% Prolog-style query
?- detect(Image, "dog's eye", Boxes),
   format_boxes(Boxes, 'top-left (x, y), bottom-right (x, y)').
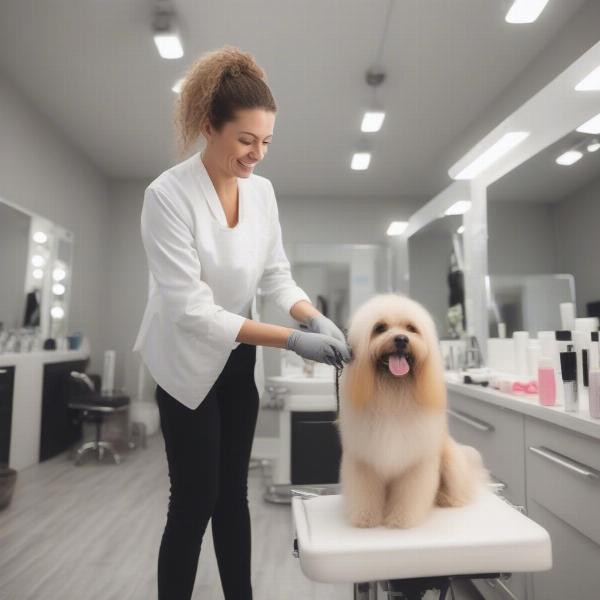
top-left (373, 322), bottom-right (387, 334)
top-left (406, 323), bottom-right (418, 333)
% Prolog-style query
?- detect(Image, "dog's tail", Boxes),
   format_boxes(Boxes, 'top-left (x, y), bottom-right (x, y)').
top-left (435, 436), bottom-right (491, 507)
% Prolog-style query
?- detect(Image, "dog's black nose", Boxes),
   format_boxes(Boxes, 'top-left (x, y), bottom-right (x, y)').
top-left (394, 334), bottom-right (409, 348)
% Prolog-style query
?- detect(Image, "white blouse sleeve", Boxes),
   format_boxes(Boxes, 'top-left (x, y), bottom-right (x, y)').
top-left (140, 185), bottom-right (246, 349)
top-left (257, 180), bottom-right (312, 317)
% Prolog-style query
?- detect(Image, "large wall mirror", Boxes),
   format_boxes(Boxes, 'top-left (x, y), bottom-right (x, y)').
top-left (407, 215), bottom-right (466, 339)
top-left (0, 198), bottom-right (75, 348)
top-left (486, 129), bottom-right (600, 337)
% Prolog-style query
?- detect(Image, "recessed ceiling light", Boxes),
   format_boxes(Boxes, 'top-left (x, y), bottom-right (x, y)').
top-left (505, 0), bottom-right (550, 24)
top-left (576, 113), bottom-right (600, 135)
top-left (575, 65), bottom-right (600, 91)
top-left (386, 221), bottom-right (408, 236)
top-left (555, 150), bottom-right (583, 166)
top-left (452, 132), bottom-right (529, 180)
top-left (361, 111), bottom-right (386, 133)
top-left (587, 140), bottom-right (600, 153)
top-left (351, 152), bottom-right (371, 170)
top-left (457, 225), bottom-right (465, 234)
top-left (445, 201), bottom-right (471, 216)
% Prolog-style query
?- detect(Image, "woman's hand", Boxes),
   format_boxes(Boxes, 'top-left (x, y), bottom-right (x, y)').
top-left (286, 330), bottom-right (351, 367)
top-left (301, 314), bottom-right (346, 344)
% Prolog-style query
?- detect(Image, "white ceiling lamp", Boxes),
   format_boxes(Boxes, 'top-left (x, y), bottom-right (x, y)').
top-left (555, 150), bottom-right (583, 166)
top-left (153, 1), bottom-right (184, 60)
top-left (457, 225), bottom-right (465, 234)
top-left (172, 77), bottom-right (184, 94)
top-left (576, 113), bottom-right (600, 135)
top-left (587, 139), bottom-right (600, 153)
top-left (575, 65), bottom-right (600, 91)
top-left (451, 132), bottom-right (530, 180)
top-left (386, 221), bottom-right (408, 236)
top-left (361, 111), bottom-right (386, 133)
top-left (505, 0), bottom-right (550, 24)
top-left (445, 201), bottom-right (471, 216)
top-left (351, 152), bottom-right (371, 171)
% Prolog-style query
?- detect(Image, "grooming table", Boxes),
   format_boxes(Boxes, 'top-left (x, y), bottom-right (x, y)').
top-left (291, 485), bottom-right (552, 599)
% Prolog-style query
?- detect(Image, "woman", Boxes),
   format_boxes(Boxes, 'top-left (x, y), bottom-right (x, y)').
top-left (132, 46), bottom-right (351, 600)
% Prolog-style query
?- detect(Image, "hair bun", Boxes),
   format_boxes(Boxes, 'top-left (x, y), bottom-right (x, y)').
top-left (226, 63), bottom-right (242, 77)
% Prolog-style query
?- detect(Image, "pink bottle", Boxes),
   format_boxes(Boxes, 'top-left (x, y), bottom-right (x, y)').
top-left (538, 356), bottom-right (556, 406)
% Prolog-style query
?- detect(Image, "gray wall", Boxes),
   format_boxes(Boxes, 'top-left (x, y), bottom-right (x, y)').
top-left (0, 72), bottom-right (111, 374)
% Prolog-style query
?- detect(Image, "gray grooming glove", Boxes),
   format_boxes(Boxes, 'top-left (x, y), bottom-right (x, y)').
top-left (286, 330), bottom-right (352, 366)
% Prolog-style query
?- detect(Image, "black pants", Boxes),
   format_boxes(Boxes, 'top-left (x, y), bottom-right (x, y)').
top-left (155, 343), bottom-right (259, 600)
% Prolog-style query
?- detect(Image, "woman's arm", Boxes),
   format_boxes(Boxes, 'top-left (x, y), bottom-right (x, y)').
top-left (234, 300), bottom-right (321, 348)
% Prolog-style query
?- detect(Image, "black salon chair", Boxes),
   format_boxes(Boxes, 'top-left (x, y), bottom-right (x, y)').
top-left (68, 371), bottom-right (130, 465)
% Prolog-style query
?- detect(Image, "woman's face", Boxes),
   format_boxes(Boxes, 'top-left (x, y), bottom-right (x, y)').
top-left (203, 108), bottom-right (275, 178)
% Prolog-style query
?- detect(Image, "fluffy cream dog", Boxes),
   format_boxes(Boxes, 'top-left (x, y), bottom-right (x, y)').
top-left (337, 293), bottom-right (491, 529)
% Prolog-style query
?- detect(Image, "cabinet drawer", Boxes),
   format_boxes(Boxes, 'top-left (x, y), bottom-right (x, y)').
top-left (447, 391), bottom-right (526, 506)
top-left (528, 499), bottom-right (600, 600)
top-left (525, 417), bottom-right (600, 546)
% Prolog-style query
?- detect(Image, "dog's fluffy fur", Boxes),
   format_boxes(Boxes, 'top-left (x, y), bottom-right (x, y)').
top-left (337, 293), bottom-right (491, 529)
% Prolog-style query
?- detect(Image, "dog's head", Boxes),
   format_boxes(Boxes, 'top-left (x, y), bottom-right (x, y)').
top-left (343, 293), bottom-right (446, 412)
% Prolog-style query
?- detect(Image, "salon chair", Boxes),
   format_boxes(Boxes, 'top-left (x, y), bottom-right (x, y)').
top-left (68, 371), bottom-right (130, 465)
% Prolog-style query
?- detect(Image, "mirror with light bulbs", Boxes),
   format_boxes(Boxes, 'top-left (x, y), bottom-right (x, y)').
top-left (486, 127), bottom-right (600, 337)
top-left (0, 197), bottom-right (74, 345)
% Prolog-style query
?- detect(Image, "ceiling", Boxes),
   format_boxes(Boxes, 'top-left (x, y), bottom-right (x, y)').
top-left (488, 129), bottom-right (600, 203)
top-left (0, 0), bottom-right (590, 198)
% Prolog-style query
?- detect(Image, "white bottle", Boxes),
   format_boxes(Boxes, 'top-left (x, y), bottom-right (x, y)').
top-left (102, 350), bottom-right (116, 396)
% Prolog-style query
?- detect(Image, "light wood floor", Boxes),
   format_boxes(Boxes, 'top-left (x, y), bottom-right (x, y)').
top-left (0, 433), bottom-right (483, 600)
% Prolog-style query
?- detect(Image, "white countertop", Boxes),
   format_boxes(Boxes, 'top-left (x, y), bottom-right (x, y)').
top-left (445, 372), bottom-right (600, 441)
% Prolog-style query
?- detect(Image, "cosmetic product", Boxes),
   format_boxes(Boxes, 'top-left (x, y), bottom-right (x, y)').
top-left (574, 317), bottom-right (599, 332)
top-left (102, 350), bottom-right (116, 395)
top-left (573, 330), bottom-right (590, 408)
top-left (588, 332), bottom-right (600, 418)
top-left (513, 331), bottom-right (530, 378)
top-left (527, 340), bottom-right (540, 379)
top-left (554, 330), bottom-right (572, 405)
top-left (560, 344), bottom-right (577, 413)
top-left (498, 322), bottom-right (506, 339)
top-left (560, 302), bottom-right (575, 330)
top-left (537, 356), bottom-right (556, 406)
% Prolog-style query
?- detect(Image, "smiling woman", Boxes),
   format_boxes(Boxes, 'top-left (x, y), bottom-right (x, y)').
top-left (133, 44), bottom-right (351, 600)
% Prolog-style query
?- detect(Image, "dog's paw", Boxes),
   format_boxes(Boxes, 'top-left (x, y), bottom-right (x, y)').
top-left (382, 507), bottom-right (428, 529)
top-left (346, 507), bottom-right (383, 528)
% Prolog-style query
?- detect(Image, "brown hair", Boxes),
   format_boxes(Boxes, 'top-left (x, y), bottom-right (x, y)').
top-left (173, 45), bottom-right (276, 157)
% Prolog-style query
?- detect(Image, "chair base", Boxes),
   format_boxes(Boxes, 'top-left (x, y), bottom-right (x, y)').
top-left (74, 440), bottom-right (121, 465)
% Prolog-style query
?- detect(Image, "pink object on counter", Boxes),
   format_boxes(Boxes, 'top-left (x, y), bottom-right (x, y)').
top-left (537, 367), bottom-right (556, 406)
top-left (512, 380), bottom-right (538, 395)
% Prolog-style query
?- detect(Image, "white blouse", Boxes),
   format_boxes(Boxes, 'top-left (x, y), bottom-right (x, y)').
top-left (132, 152), bottom-right (311, 409)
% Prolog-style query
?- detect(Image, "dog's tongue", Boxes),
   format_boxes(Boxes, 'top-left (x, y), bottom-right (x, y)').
top-left (389, 353), bottom-right (410, 377)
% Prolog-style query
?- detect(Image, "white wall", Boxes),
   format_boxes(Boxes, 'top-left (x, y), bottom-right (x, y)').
top-left (0, 72), bottom-right (111, 373)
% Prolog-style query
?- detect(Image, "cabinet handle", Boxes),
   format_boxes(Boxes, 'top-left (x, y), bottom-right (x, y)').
top-left (528, 445), bottom-right (600, 481)
top-left (484, 577), bottom-right (520, 600)
top-left (447, 408), bottom-right (494, 432)
top-left (0, 369), bottom-right (7, 375)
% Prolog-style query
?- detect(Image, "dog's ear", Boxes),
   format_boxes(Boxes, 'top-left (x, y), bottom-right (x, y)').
top-left (413, 338), bottom-right (447, 411)
top-left (345, 337), bottom-right (376, 410)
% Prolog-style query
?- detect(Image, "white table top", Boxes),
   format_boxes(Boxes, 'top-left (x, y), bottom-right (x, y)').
top-left (292, 488), bottom-right (552, 583)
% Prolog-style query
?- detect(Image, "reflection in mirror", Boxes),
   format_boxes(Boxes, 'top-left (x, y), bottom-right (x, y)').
top-left (407, 214), bottom-right (466, 339)
top-left (487, 128), bottom-right (600, 337)
top-left (290, 243), bottom-right (392, 331)
top-left (0, 202), bottom-right (31, 331)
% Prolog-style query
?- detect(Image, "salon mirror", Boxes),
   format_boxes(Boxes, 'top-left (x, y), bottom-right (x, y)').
top-left (0, 197), bottom-right (75, 344)
top-left (407, 214), bottom-right (466, 340)
top-left (486, 128), bottom-right (600, 337)
top-left (0, 201), bottom-right (31, 332)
